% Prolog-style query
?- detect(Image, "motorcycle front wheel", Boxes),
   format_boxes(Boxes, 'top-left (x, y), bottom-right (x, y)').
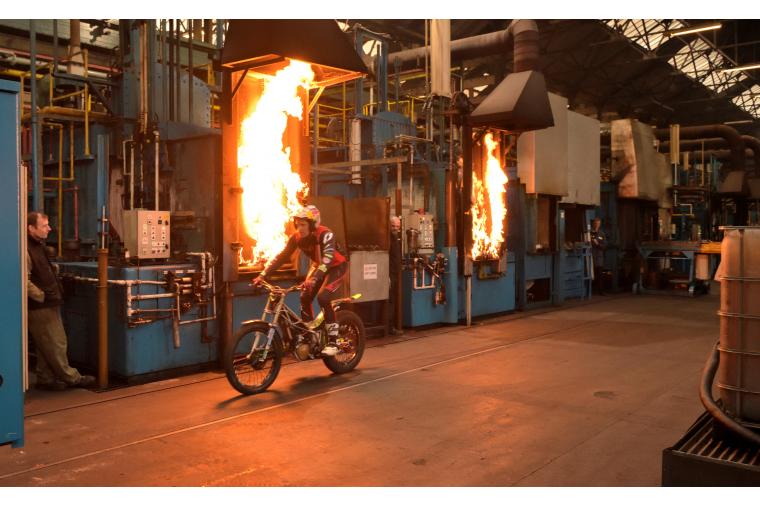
top-left (224, 322), bottom-right (283, 395)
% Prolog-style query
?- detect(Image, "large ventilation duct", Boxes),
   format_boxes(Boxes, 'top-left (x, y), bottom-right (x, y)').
top-left (741, 135), bottom-right (760, 177)
top-left (389, 20), bottom-right (540, 72)
top-left (389, 20), bottom-right (553, 131)
top-left (654, 125), bottom-right (745, 174)
top-left (469, 20), bottom-right (553, 131)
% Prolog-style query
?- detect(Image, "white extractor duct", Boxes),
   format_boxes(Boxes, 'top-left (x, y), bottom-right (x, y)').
top-left (430, 19), bottom-right (451, 97)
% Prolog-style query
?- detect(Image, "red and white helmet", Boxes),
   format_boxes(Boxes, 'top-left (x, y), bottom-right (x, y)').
top-left (293, 205), bottom-right (321, 229)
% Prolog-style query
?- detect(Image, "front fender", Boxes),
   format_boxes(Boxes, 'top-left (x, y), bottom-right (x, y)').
top-left (240, 319), bottom-right (283, 338)
top-left (241, 318), bottom-right (269, 327)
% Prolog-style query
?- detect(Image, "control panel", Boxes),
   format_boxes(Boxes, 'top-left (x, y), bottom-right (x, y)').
top-left (123, 209), bottom-right (171, 259)
top-left (405, 213), bottom-right (435, 254)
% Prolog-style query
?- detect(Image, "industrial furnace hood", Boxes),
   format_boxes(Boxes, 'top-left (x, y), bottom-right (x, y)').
top-left (221, 20), bottom-right (367, 85)
top-left (470, 70), bottom-right (554, 132)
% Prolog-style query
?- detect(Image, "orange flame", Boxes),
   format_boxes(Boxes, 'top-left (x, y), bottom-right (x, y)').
top-left (238, 60), bottom-right (314, 265)
top-left (471, 132), bottom-right (508, 259)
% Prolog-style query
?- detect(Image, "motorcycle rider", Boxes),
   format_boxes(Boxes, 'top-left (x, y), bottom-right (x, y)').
top-left (254, 205), bottom-right (348, 356)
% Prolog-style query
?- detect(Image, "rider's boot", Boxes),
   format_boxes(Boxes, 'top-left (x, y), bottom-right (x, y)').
top-left (321, 323), bottom-right (340, 356)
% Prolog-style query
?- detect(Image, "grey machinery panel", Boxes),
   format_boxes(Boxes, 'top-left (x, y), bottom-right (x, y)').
top-left (349, 250), bottom-right (390, 302)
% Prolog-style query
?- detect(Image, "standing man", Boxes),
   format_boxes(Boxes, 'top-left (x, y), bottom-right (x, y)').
top-left (27, 211), bottom-right (95, 390)
top-left (388, 216), bottom-right (403, 336)
top-left (590, 217), bottom-right (607, 296)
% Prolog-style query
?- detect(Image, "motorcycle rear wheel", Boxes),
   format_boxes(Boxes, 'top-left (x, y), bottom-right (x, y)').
top-left (323, 310), bottom-right (366, 374)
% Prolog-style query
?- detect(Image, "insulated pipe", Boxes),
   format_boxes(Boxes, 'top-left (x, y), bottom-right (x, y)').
top-left (97, 247), bottom-right (108, 389)
top-left (154, 129), bottom-right (160, 210)
top-left (659, 138), bottom-right (731, 152)
top-left (389, 20), bottom-right (540, 72)
top-left (679, 148), bottom-right (754, 160)
top-left (700, 342), bottom-right (760, 446)
top-left (741, 135), bottom-right (760, 176)
top-left (68, 20), bottom-right (81, 75)
top-left (654, 125), bottom-right (745, 173)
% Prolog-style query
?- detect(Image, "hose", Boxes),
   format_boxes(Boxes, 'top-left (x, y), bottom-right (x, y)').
top-left (699, 341), bottom-right (760, 446)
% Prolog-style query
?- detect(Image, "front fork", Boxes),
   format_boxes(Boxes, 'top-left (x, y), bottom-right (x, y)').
top-left (250, 297), bottom-right (282, 361)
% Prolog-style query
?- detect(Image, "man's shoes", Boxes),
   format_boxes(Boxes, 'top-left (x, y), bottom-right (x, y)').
top-left (72, 375), bottom-right (96, 388)
top-left (321, 344), bottom-right (339, 357)
top-left (35, 380), bottom-right (67, 391)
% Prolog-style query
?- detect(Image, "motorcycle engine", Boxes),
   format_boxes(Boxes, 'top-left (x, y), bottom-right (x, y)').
top-left (295, 342), bottom-right (311, 361)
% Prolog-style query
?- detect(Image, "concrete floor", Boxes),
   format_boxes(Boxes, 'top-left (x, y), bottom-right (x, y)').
top-left (0, 290), bottom-right (720, 486)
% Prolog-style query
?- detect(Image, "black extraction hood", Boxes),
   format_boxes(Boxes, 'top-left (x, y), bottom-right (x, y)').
top-left (470, 70), bottom-right (554, 132)
top-left (221, 20), bottom-right (367, 87)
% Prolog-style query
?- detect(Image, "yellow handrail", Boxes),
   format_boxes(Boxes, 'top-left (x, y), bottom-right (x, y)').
top-left (40, 122), bottom-right (64, 256)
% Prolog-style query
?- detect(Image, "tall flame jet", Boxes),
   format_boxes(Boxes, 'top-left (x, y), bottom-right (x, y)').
top-left (238, 60), bottom-right (314, 265)
top-left (471, 132), bottom-right (508, 259)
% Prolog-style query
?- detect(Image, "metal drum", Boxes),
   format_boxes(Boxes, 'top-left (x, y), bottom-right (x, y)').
top-left (717, 226), bottom-right (760, 426)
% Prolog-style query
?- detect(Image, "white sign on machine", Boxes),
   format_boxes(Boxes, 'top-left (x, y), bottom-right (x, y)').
top-left (363, 263), bottom-right (378, 280)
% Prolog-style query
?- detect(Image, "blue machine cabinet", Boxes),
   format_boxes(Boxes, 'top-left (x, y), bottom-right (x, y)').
top-left (462, 252), bottom-right (516, 319)
top-left (0, 79), bottom-right (24, 448)
top-left (59, 262), bottom-right (219, 379)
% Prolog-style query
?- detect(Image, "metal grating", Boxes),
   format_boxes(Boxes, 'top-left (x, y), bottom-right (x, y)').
top-left (663, 410), bottom-right (760, 485)
top-left (673, 412), bottom-right (760, 467)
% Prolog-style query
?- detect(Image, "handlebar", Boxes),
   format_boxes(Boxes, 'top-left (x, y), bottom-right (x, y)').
top-left (251, 277), bottom-right (303, 295)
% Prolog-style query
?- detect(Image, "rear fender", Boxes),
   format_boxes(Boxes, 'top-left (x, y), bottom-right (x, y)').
top-left (330, 293), bottom-right (362, 310)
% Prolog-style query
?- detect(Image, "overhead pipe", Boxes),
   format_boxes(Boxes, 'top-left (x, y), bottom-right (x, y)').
top-left (654, 125), bottom-right (745, 174)
top-left (659, 137), bottom-right (731, 152)
top-left (678, 148), bottom-right (755, 160)
top-left (389, 20), bottom-right (540, 72)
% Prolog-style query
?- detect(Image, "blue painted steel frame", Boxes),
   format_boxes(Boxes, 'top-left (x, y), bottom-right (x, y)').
top-left (0, 79), bottom-right (24, 448)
